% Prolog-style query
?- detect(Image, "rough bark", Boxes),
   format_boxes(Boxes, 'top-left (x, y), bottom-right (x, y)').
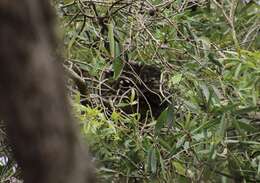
top-left (0, 0), bottom-right (95, 183)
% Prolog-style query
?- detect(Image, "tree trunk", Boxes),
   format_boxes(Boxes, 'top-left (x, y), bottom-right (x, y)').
top-left (0, 0), bottom-right (95, 182)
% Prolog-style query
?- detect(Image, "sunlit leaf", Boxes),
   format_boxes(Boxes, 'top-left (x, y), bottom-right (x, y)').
top-left (108, 21), bottom-right (115, 58)
top-left (173, 161), bottom-right (186, 176)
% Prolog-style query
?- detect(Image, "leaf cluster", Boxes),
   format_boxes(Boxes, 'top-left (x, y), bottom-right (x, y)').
top-left (58, 0), bottom-right (260, 182)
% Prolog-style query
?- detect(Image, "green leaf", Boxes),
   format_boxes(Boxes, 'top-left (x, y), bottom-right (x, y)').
top-left (199, 83), bottom-right (210, 102)
top-left (236, 120), bottom-right (256, 132)
top-left (236, 106), bottom-right (257, 114)
top-left (191, 119), bottom-right (219, 134)
top-left (67, 32), bottom-right (77, 58)
top-left (158, 150), bottom-right (167, 180)
top-left (216, 113), bottom-right (228, 142)
top-left (130, 88), bottom-right (135, 104)
top-left (173, 161), bottom-right (186, 176)
top-left (183, 100), bottom-right (200, 112)
top-left (209, 143), bottom-right (216, 160)
top-left (108, 21), bottom-right (115, 58)
top-left (64, 0), bottom-right (74, 4)
top-left (234, 63), bottom-right (242, 79)
top-left (148, 147), bottom-right (157, 174)
top-left (113, 42), bottom-right (124, 80)
top-left (170, 74), bottom-right (183, 85)
top-left (155, 105), bottom-right (174, 136)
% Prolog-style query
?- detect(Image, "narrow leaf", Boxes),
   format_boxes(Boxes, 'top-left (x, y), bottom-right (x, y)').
top-left (108, 21), bottom-right (115, 58)
top-left (113, 42), bottom-right (124, 80)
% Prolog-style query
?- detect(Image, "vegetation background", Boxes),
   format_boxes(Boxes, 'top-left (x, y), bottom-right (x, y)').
top-left (0, 0), bottom-right (260, 183)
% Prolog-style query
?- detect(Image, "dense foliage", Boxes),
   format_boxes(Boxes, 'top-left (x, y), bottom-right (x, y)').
top-left (1, 0), bottom-right (260, 182)
top-left (58, 0), bottom-right (260, 182)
